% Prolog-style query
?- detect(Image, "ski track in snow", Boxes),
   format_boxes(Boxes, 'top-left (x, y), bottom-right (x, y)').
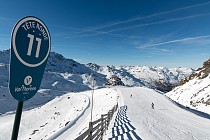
top-left (0, 87), bottom-right (210, 140)
top-left (0, 92), bottom-right (90, 140)
top-left (105, 87), bottom-right (210, 140)
top-left (0, 88), bottom-right (119, 140)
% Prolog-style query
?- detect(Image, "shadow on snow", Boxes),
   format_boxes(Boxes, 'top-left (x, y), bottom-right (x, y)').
top-left (109, 105), bottom-right (142, 140)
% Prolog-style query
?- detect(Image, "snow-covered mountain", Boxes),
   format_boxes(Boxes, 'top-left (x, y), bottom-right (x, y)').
top-left (0, 50), bottom-right (106, 114)
top-left (166, 59), bottom-right (210, 114)
top-left (86, 63), bottom-right (146, 87)
top-left (43, 52), bottom-right (106, 90)
top-left (1, 50), bottom-right (106, 90)
top-left (1, 50), bottom-right (209, 140)
top-left (87, 63), bottom-right (193, 91)
top-left (0, 50), bottom-right (193, 113)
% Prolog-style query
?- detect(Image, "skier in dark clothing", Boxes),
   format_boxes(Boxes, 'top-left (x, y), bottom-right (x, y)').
top-left (130, 94), bottom-right (132, 98)
top-left (151, 102), bottom-right (154, 109)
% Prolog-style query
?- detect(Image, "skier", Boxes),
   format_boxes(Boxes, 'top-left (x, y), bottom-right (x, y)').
top-left (151, 102), bottom-right (154, 109)
top-left (130, 94), bottom-right (132, 98)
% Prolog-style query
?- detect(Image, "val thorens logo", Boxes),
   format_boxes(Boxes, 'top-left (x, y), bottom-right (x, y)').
top-left (24, 76), bottom-right (32, 85)
top-left (15, 75), bottom-right (36, 93)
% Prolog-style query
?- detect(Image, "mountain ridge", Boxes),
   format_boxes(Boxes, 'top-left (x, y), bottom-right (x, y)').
top-left (166, 58), bottom-right (210, 114)
top-left (86, 63), bottom-right (193, 91)
top-left (0, 49), bottom-right (193, 113)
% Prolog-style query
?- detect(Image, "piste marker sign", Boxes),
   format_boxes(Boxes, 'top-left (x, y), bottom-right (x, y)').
top-left (9, 16), bottom-right (51, 101)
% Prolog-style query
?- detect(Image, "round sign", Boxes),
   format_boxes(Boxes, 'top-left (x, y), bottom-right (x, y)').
top-left (12, 16), bottom-right (51, 67)
top-left (9, 16), bottom-right (51, 101)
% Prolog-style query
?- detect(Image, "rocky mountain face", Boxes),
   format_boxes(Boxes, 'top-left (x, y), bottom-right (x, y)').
top-left (105, 75), bottom-right (125, 86)
top-left (166, 58), bottom-right (210, 114)
top-left (180, 59), bottom-right (210, 85)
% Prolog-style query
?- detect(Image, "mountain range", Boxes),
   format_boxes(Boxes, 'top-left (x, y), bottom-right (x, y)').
top-left (86, 63), bottom-right (193, 91)
top-left (0, 49), bottom-right (193, 113)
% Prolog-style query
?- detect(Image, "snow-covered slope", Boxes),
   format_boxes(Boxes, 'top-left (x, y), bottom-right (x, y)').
top-left (105, 87), bottom-right (210, 140)
top-left (0, 50), bottom-right (106, 114)
top-left (1, 86), bottom-right (209, 140)
top-left (43, 52), bottom-right (106, 90)
top-left (166, 59), bottom-right (210, 114)
top-left (0, 88), bottom-right (118, 140)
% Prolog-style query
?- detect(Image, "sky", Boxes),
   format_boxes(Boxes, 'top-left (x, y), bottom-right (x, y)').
top-left (1, 0), bottom-right (210, 68)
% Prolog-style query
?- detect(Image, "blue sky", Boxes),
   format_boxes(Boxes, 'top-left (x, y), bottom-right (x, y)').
top-left (1, 0), bottom-right (210, 68)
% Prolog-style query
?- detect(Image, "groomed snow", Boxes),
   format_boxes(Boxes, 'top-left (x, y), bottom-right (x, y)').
top-left (104, 87), bottom-right (210, 140)
top-left (1, 87), bottom-right (210, 140)
top-left (0, 88), bottom-right (118, 140)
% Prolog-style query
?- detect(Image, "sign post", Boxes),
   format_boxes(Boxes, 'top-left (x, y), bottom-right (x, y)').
top-left (11, 101), bottom-right (23, 140)
top-left (9, 16), bottom-right (51, 140)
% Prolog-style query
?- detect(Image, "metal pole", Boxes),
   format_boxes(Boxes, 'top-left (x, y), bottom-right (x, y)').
top-left (11, 101), bottom-right (24, 140)
top-left (90, 79), bottom-right (94, 122)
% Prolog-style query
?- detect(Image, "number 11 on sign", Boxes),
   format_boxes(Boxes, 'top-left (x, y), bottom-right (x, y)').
top-left (27, 34), bottom-right (42, 58)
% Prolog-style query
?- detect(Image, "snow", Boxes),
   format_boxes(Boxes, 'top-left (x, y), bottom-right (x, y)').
top-left (87, 63), bottom-right (193, 91)
top-left (0, 50), bottom-right (193, 115)
top-left (166, 74), bottom-right (210, 115)
top-left (1, 50), bottom-right (209, 140)
top-left (0, 50), bottom-right (106, 114)
top-left (0, 88), bottom-right (118, 140)
top-left (1, 87), bottom-right (210, 140)
top-left (125, 66), bottom-right (193, 87)
top-left (0, 92), bottom-right (88, 140)
top-left (105, 87), bottom-right (210, 140)
top-left (54, 88), bottom-right (119, 140)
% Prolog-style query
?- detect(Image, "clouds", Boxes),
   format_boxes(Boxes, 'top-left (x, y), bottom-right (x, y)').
top-left (1, 1), bottom-right (210, 68)
top-left (130, 33), bottom-right (210, 58)
top-left (65, 1), bottom-right (210, 37)
top-left (137, 34), bottom-right (210, 48)
top-left (51, 0), bottom-right (210, 59)
top-left (49, 1), bottom-right (210, 39)
top-left (62, 12), bottom-right (210, 38)
top-left (0, 16), bottom-right (15, 21)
